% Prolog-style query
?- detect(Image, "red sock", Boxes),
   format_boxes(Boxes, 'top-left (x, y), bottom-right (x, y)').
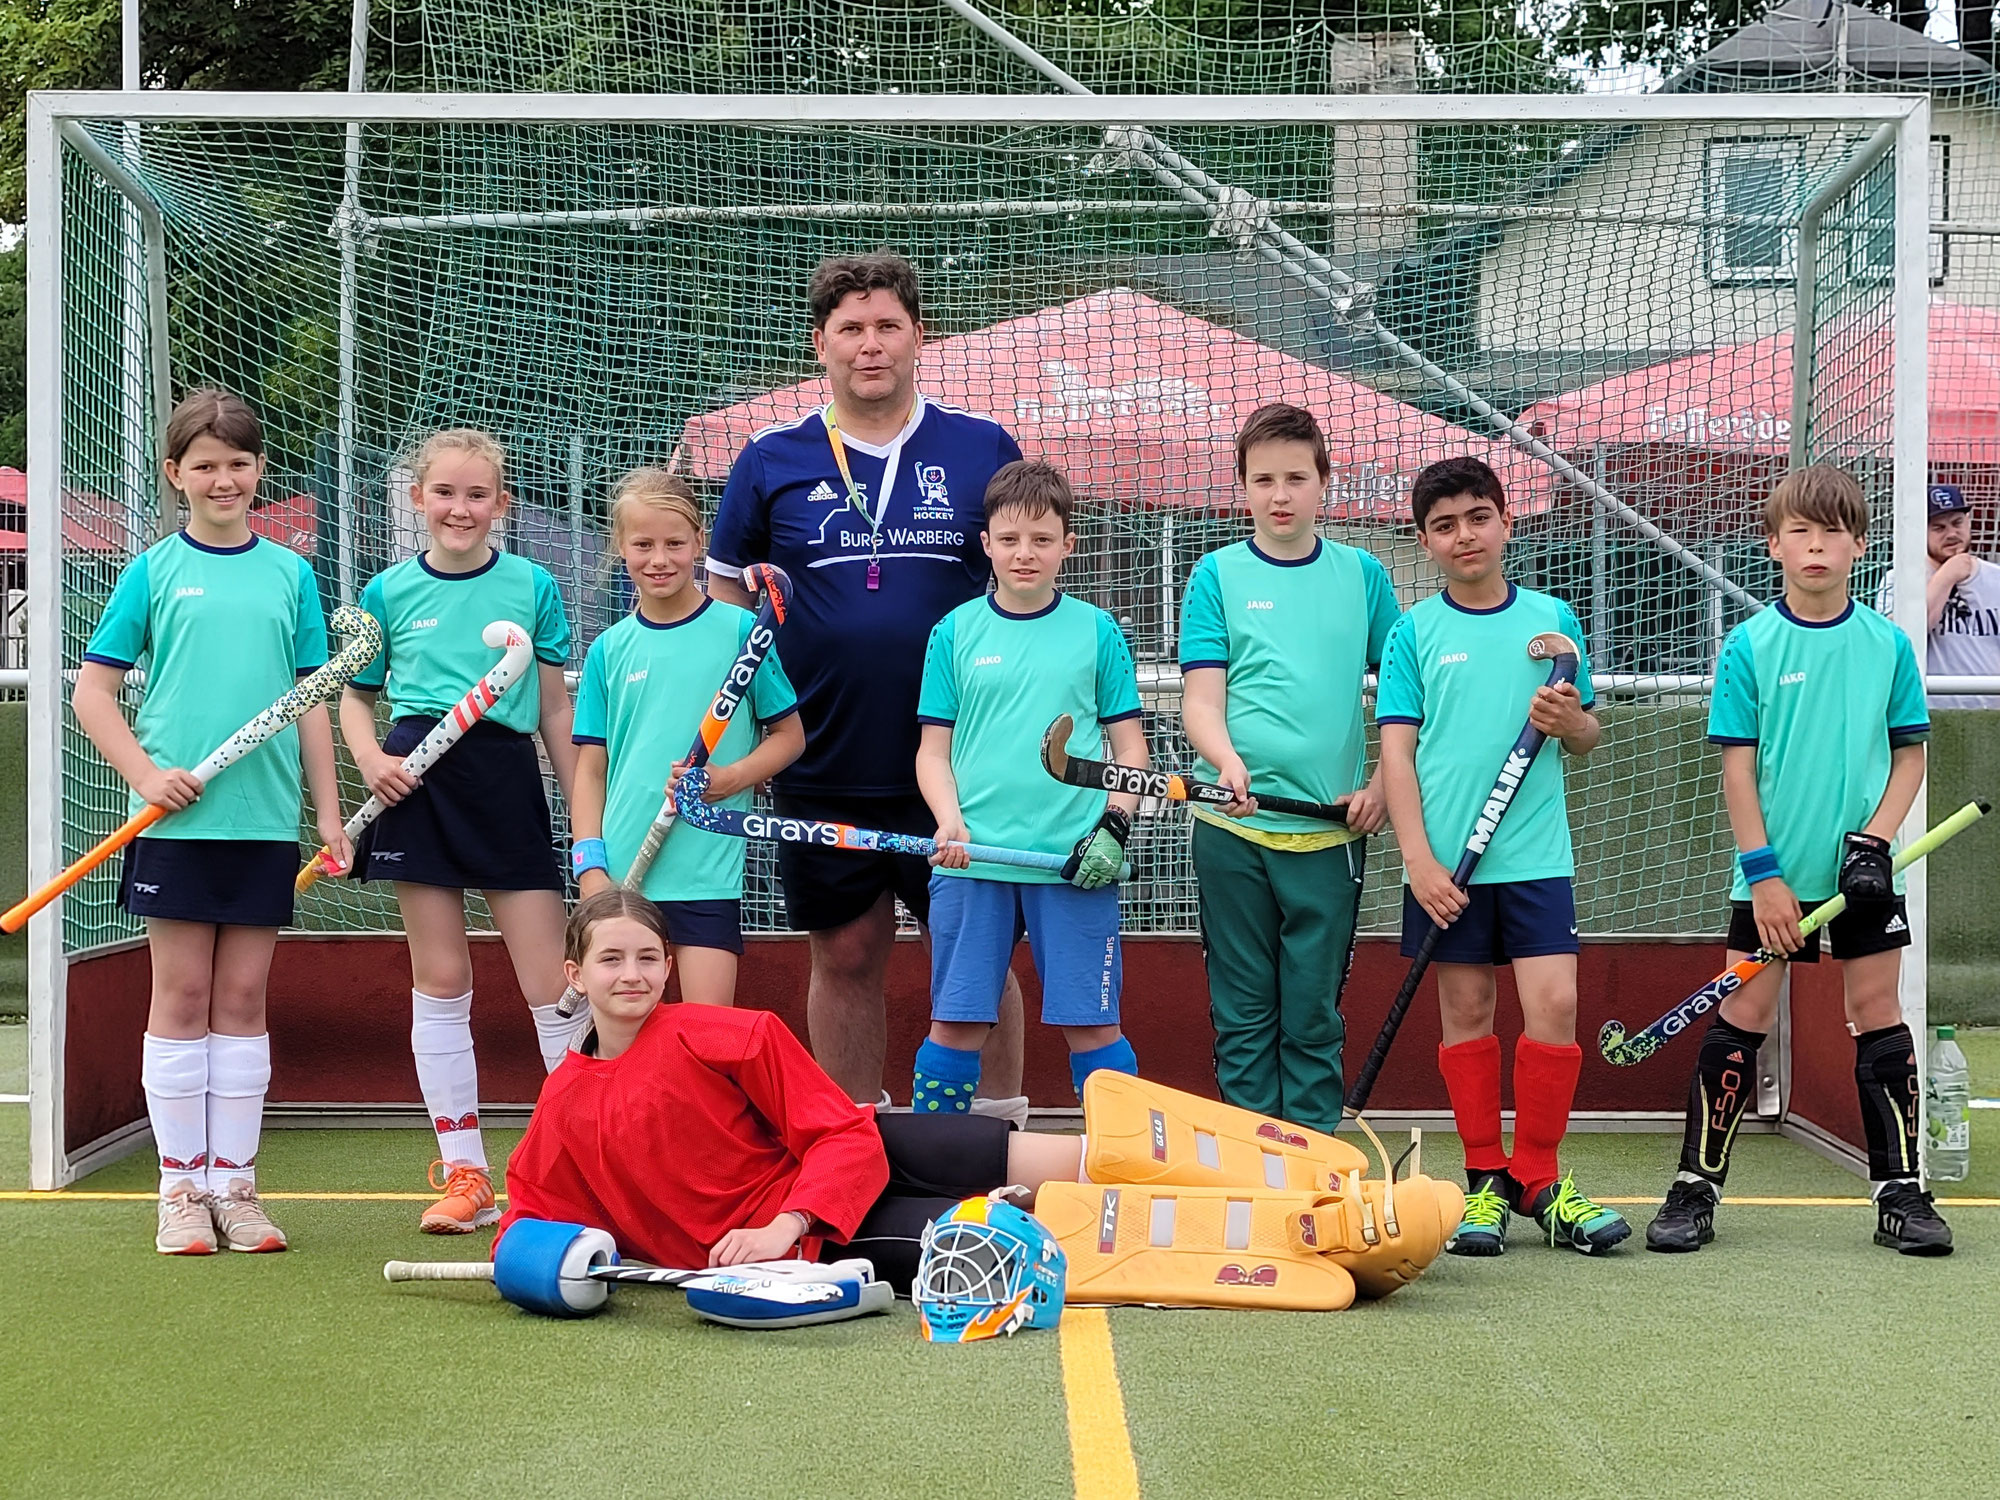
top-left (1438, 1035), bottom-right (1508, 1176)
top-left (1511, 1037), bottom-right (1582, 1199)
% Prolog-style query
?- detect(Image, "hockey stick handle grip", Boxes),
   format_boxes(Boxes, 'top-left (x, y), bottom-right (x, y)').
top-left (384, 1260), bottom-right (495, 1282)
top-left (2, 804), bottom-right (165, 932)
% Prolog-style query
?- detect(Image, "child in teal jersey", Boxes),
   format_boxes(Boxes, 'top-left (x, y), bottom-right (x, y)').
top-left (1376, 456), bottom-right (1628, 1256)
top-left (1647, 465), bottom-right (1946, 1257)
top-left (72, 390), bottom-right (348, 1256)
top-left (1181, 403), bottom-right (1399, 1133)
top-left (337, 428), bottom-right (581, 1234)
top-left (570, 469), bottom-right (805, 1005)
top-left (911, 461), bottom-right (1150, 1110)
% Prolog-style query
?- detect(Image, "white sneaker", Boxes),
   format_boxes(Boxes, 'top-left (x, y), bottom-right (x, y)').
top-left (156, 1181), bottom-right (219, 1256)
top-left (209, 1178), bottom-right (288, 1252)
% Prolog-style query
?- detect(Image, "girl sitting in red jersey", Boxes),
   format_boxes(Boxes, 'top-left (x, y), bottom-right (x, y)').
top-left (498, 890), bottom-right (1081, 1291)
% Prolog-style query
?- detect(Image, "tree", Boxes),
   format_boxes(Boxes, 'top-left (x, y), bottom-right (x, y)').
top-left (0, 241), bottom-right (21, 469)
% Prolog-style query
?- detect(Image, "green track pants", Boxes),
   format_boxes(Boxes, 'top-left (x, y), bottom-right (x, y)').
top-left (1192, 818), bottom-right (1366, 1134)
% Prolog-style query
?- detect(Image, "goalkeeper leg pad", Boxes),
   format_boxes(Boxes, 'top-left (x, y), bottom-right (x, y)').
top-left (1032, 1182), bottom-right (1358, 1311)
top-left (1079, 1072), bottom-right (1367, 1193)
top-left (1288, 1172), bottom-right (1466, 1298)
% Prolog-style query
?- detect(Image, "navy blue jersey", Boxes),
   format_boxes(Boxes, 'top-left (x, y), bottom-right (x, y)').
top-left (708, 396), bottom-right (1023, 796)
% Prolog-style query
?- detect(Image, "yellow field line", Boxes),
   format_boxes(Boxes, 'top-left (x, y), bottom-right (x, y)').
top-left (1061, 1306), bottom-right (1141, 1500)
top-left (7, 1191), bottom-right (2000, 1207)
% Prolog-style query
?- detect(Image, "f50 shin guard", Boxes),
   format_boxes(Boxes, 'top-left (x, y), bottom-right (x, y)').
top-left (1080, 1072), bottom-right (1368, 1193)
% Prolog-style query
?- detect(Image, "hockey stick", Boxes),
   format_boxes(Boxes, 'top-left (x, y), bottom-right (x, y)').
top-left (382, 1256), bottom-right (861, 1287)
top-left (2, 605), bottom-right (383, 933)
top-left (1342, 630), bottom-right (1581, 1118)
top-left (1599, 798), bottom-right (1992, 1066)
top-left (1042, 714), bottom-right (1349, 824)
top-left (553, 563), bottom-right (790, 1018)
top-left (673, 789), bottom-right (1130, 878)
top-left (296, 619), bottom-right (535, 892)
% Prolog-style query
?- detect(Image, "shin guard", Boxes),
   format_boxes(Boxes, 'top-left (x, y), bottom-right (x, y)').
top-left (1854, 1024), bottom-right (1921, 1182)
top-left (1677, 1018), bottom-right (1766, 1186)
top-left (1079, 1072), bottom-right (1366, 1192)
top-left (1288, 1173), bottom-right (1466, 1299)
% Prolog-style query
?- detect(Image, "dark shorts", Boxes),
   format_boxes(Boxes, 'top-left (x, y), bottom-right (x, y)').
top-left (1727, 895), bottom-right (1910, 962)
top-left (120, 837), bottom-right (296, 928)
top-left (1400, 877), bottom-right (1579, 965)
top-left (354, 718), bottom-right (563, 892)
top-left (772, 791), bottom-right (935, 932)
top-left (830, 1112), bottom-right (1014, 1295)
top-left (656, 899), bottom-right (743, 956)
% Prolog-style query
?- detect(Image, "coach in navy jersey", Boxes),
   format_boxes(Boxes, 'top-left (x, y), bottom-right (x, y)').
top-left (708, 252), bottom-right (1027, 1108)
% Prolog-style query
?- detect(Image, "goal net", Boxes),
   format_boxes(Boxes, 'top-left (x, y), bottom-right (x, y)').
top-left (25, 90), bottom-right (1932, 1182)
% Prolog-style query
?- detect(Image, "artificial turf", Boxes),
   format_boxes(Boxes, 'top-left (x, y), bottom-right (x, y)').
top-left (3, 1021), bottom-right (2000, 1499)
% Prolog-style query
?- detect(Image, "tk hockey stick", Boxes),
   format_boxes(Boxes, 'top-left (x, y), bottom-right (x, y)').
top-left (2, 605), bottom-right (383, 933)
top-left (554, 563), bottom-right (790, 1017)
top-left (1599, 797), bottom-right (1991, 1066)
top-left (296, 619), bottom-right (535, 892)
top-left (1342, 631), bottom-right (1581, 1118)
top-left (1042, 714), bottom-right (1350, 824)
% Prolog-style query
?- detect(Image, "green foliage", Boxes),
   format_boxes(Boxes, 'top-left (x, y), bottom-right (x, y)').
top-left (0, 241), bottom-right (21, 469)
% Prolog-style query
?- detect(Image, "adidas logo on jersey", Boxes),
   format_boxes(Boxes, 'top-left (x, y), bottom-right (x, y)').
top-left (1779, 671), bottom-right (1806, 686)
top-left (1884, 914), bottom-right (1908, 934)
top-left (174, 587), bottom-right (205, 598)
top-left (807, 480), bottom-right (839, 505)
top-left (1437, 651), bottom-right (1469, 665)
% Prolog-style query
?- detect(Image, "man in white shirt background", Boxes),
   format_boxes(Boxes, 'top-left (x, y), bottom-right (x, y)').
top-left (1881, 484), bottom-right (2000, 710)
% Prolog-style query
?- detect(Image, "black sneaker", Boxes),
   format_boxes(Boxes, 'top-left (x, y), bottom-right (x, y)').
top-left (1873, 1181), bottom-right (1954, 1257)
top-left (1645, 1178), bottom-right (1717, 1253)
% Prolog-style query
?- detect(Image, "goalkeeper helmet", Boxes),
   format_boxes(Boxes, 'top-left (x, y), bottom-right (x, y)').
top-left (915, 1194), bottom-right (1066, 1343)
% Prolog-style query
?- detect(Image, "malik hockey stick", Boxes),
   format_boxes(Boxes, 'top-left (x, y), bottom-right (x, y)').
top-left (1343, 630), bottom-right (1581, 1118)
top-left (1042, 714), bottom-right (1350, 824)
top-left (296, 619), bottom-right (535, 892)
top-left (553, 563), bottom-right (790, 1018)
top-left (1599, 798), bottom-right (1991, 1066)
top-left (2, 605), bottom-right (383, 933)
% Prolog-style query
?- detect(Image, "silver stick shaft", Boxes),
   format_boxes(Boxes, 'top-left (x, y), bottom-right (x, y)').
top-left (383, 1260), bottom-right (495, 1282)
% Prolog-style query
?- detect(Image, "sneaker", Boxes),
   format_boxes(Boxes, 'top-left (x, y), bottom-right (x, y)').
top-left (421, 1160), bottom-right (499, 1234)
top-left (1646, 1178), bottom-right (1717, 1253)
top-left (210, 1178), bottom-right (288, 1253)
top-left (1527, 1173), bottom-right (1631, 1254)
top-left (156, 1181), bottom-right (218, 1256)
top-left (1873, 1180), bottom-right (1953, 1257)
top-left (1446, 1172), bottom-right (1514, 1257)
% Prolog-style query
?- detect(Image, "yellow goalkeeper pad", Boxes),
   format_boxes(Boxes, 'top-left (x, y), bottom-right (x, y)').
top-left (1288, 1173), bottom-right (1466, 1299)
top-left (1033, 1181), bottom-right (1357, 1311)
top-left (1080, 1072), bottom-right (1367, 1192)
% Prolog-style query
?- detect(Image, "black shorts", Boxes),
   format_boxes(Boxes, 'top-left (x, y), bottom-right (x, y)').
top-left (656, 899), bottom-right (743, 956)
top-left (1400, 877), bottom-right (1579, 965)
top-left (772, 791), bottom-right (935, 932)
top-left (354, 718), bottom-right (563, 892)
top-left (120, 837), bottom-right (296, 928)
top-left (1727, 895), bottom-right (1910, 962)
top-left (828, 1112), bottom-right (1014, 1295)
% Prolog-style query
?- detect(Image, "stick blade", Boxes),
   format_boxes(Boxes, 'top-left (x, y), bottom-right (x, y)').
top-left (1526, 630), bottom-right (1580, 663)
top-left (1041, 715), bottom-right (1076, 781)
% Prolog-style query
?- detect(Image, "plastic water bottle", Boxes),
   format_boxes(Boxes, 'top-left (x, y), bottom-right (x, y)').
top-left (1925, 1026), bottom-right (1971, 1183)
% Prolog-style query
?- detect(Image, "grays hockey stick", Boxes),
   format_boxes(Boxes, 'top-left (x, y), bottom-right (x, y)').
top-left (555, 563), bottom-right (790, 1018)
top-left (1600, 798), bottom-right (1991, 1066)
top-left (1042, 714), bottom-right (1350, 824)
top-left (1343, 631), bottom-right (1581, 1118)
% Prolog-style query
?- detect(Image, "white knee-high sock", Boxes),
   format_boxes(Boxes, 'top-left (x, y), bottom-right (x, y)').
top-left (205, 1032), bottom-right (272, 1192)
top-left (527, 1002), bottom-right (590, 1072)
top-left (141, 1033), bottom-right (208, 1193)
top-left (411, 990), bottom-right (485, 1170)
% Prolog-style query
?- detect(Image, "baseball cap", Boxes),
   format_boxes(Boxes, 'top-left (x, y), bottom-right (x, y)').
top-left (1929, 483), bottom-right (1969, 516)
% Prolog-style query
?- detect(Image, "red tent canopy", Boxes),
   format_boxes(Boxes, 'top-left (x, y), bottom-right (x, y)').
top-left (677, 290), bottom-right (1555, 521)
top-left (1518, 300), bottom-right (2000, 466)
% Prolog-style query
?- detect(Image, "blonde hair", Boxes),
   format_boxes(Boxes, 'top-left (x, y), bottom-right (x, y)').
top-left (1764, 463), bottom-right (1869, 539)
top-left (412, 428), bottom-right (508, 491)
top-left (610, 467), bottom-right (704, 552)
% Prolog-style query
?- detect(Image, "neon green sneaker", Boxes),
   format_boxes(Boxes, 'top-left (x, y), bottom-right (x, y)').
top-left (1528, 1173), bottom-right (1631, 1254)
top-left (1446, 1172), bottom-right (1513, 1257)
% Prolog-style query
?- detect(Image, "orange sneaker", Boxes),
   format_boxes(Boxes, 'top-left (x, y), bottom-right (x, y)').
top-left (421, 1160), bottom-right (499, 1234)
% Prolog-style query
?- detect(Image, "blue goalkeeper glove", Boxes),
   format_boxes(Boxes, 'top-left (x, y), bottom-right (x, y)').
top-left (1062, 806), bottom-right (1131, 892)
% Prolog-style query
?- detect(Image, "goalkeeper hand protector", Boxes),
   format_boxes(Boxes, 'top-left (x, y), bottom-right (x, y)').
top-left (1062, 806), bottom-right (1131, 891)
top-left (1839, 831), bottom-right (1894, 904)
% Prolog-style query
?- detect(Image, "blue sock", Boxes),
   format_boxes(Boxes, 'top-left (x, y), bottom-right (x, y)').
top-left (913, 1039), bottom-right (981, 1115)
top-left (1069, 1036), bottom-right (1139, 1099)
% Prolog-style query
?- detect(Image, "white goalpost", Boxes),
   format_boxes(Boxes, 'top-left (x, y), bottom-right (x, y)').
top-left (24, 89), bottom-right (1937, 1188)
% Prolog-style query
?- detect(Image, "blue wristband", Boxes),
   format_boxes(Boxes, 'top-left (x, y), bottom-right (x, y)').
top-left (571, 838), bottom-right (609, 876)
top-left (1739, 845), bottom-right (1783, 886)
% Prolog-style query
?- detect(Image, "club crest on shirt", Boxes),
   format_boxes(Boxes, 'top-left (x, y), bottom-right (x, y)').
top-left (912, 463), bottom-right (955, 520)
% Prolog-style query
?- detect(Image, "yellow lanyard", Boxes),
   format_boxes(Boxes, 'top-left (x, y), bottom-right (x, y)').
top-left (825, 400), bottom-right (915, 592)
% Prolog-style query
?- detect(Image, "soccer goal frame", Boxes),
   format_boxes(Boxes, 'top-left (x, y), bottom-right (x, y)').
top-left (24, 90), bottom-right (1935, 1189)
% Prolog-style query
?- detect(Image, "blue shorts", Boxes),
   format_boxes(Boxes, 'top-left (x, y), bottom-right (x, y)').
top-left (928, 874), bottom-right (1122, 1028)
top-left (1399, 877), bottom-right (1578, 965)
top-left (120, 837), bottom-right (295, 928)
top-left (655, 898), bottom-right (743, 956)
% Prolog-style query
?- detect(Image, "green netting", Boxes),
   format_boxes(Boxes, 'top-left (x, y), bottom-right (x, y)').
top-left (47, 97), bottom-right (1914, 955)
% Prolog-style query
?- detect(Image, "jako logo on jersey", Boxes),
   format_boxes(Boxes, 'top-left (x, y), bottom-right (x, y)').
top-left (1465, 748), bottom-right (1534, 854)
top-left (411, 618), bottom-right (439, 630)
top-left (174, 586), bottom-right (205, 597)
top-left (1246, 600), bottom-right (1275, 611)
top-left (974, 654), bottom-right (1004, 667)
top-left (1437, 651), bottom-right (1469, 665)
top-left (1779, 671), bottom-right (1807, 686)
top-left (625, 668), bottom-right (648, 685)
